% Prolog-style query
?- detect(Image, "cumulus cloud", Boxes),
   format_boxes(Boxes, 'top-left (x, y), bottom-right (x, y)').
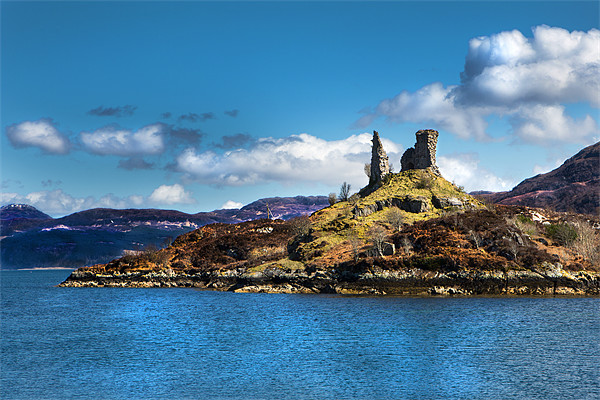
top-left (148, 184), bottom-right (195, 205)
top-left (456, 26), bottom-right (599, 107)
top-left (87, 105), bottom-right (137, 117)
top-left (224, 109), bottom-right (239, 118)
top-left (176, 132), bottom-right (402, 188)
top-left (357, 26), bottom-right (599, 145)
top-left (220, 200), bottom-right (244, 209)
top-left (6, 119), bottom-right (71, 154)
top-left (508, 104), bottom-right (598, 145)
top-left (80, 123), bottom-right (165, 156)
top-left (438, 153), bottom-right (515, 192)
top-left (355, 83), bottom-right (491, 140)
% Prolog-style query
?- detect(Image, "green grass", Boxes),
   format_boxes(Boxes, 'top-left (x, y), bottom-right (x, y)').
top-left (301, 169), bottom-right (484, 265)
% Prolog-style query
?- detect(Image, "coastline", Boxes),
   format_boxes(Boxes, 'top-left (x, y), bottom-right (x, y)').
top-left (58, 266), bottom-right (600, 297)
top-left (16, 267), bottom-right (76, 271)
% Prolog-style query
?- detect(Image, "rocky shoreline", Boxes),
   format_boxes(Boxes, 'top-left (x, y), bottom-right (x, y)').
top-left (59, 264), bottom-right (600, 296)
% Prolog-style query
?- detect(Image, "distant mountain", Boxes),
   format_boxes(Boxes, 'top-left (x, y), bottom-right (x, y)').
top-left (1, 204), bottom-right (52, 236)
top-left (0, 196), bottom-right (329, 269)
top-left (478, 142), bottom-right (599, 215)
top-left (1, 203), bottom-right (52, 220)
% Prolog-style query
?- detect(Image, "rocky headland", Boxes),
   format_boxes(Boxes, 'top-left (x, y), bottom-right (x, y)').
top-left (60, 131), bottom-right (600, 296)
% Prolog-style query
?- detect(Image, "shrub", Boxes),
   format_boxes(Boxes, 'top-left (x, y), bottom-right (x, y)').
top-left (348, 193), bottom-right (360, 206)
top-left (546, 223), bottom-right (578, 246)
top-left (511, 215), bottom-right (539, 236)
top-left (288, 215), bottom-right (312, 237)
top-left (328, 193), bottom-right (337, 206)
top-left (415, 174), bottom-right (434, 190)
top-left (400, 237), bottom-right (413, 254)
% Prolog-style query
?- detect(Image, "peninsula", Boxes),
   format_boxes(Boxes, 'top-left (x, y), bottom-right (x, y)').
top-left (60, 130), bottom-right (600, 295)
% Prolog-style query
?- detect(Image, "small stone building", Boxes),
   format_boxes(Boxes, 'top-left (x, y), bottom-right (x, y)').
top-left (400, 129), bottom-right (441, 176)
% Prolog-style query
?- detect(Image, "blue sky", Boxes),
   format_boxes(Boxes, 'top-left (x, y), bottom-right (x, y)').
top-left (2, 1), bottom-right (598, 217)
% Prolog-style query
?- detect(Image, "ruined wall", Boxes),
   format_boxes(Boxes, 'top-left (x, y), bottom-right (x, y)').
top-left (400, 129), bottom-right (441, 176)
top-left (369, 131), bottom-right (390, 186)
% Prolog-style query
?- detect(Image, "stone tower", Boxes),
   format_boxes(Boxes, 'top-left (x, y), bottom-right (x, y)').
top-left (369, 131), bottom-right (390, 186)
top-left (400, 129), bottom-right (441, 176)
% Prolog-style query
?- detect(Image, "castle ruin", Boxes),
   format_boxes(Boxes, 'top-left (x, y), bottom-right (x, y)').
top-left (400, 129), bottom-right (441, 176)
top-left (369, 131), bottom-right (390, 186)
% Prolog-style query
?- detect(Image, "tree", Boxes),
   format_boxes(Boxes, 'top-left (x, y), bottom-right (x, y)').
top-left (348, 231), bottom-right (362, 262)
top-left (339, 182), bottom-right (351, 201)
top-left (469, 230), bottom-right (482, 249)
top-left (385, 207), bottom-right (404, 231)
top-left (368, 224), bottom-right (387, 257)
top-left (571, 221), bottom-right (600, 264)
top-left (328, 193), bottom-right (337, 206)
top-left (506, 239), bottom-right (519, 261)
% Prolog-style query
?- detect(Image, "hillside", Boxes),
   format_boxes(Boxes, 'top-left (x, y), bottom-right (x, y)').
top-left (60, 168), bottom-right (600, 295)
top-left (480, 142), bottom-right (599, 215)
top-left (0, 196), bottom-right (328, 269)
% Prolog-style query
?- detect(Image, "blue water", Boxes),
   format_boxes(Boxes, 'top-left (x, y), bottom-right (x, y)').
top-left (1, 270), bottom-right (599, 399)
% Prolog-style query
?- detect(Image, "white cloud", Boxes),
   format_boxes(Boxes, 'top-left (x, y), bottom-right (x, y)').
top-left (532, 158), bottom-right (564, 175)
top-left (509, 104), bottom-right (598, 144)
top-left (358, 26), bottom-right (600, 145)
top-left (457, 25), bottom-right (600, 107)
top-left (2, 189), bottom-right (104, 216)
top-left (148, 184), bottom-right (195, 205)
top-left (357, 82), bottom-right (491, 140)
top-left (129, 195), bottom-right (145, 206)
top-left (220, 200), bottom-right (243, 209)
top-left (175, 132), bottom-right (403, 188)
top-left (6, 119), bottom-right (71, 154)
top-left (80, 123), bottom-right (165, 156)
top-left (438, 154), bottom-right (515, 192)
top-left (1, 184), bottom-right (195, 217)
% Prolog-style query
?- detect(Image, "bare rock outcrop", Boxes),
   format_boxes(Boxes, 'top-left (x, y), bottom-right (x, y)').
top-left (401, 129), bottom-right (441, 176)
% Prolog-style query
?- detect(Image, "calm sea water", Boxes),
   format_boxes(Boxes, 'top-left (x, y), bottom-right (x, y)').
top-left (1, 270), bottom-right (599, 400)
